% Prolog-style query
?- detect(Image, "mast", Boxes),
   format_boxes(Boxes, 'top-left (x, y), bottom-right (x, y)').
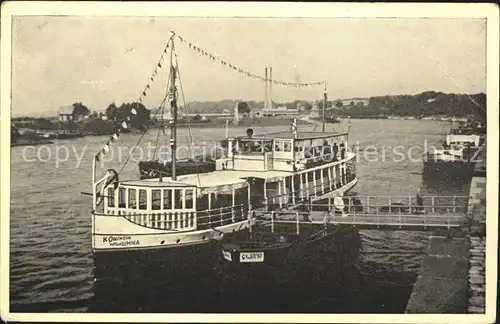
top-left (169, 31), bottom-right (178, 181)
top-left (322, 82), bottom-right (327, 133)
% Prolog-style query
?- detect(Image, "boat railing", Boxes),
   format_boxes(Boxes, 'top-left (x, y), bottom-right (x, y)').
top-left (261, 195), bottom-right (470, 231)
top-left (265, 171), bottom-right (357, 209)
top-left (101, 203), bottom-right (248, 231)
top-left (197, 203), bottom-right (248, 230)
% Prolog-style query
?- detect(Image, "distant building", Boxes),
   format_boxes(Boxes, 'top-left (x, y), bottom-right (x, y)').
top-left (257, 105), bottom-right (300, 117)
top-left (341, 98), bottom-right (370, 107)
top-left (58, 106), bottom-right (74, 122)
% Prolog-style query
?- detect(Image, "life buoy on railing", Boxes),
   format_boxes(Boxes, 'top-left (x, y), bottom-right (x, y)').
top-left (96, 169), bottom-right (119, 206)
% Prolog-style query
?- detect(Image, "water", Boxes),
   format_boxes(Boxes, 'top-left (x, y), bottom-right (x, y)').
top-left (9, 119), bottom-right (472, 313)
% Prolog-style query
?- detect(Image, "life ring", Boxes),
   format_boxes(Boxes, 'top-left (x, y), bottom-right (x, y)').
top-left (97, 169), bottom-right (119, 205)
top-left (333, 195), bottom-right (345, 212)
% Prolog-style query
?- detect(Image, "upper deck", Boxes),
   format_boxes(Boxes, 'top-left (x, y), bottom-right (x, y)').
top-left (221, 130), bottom-right (352, 173)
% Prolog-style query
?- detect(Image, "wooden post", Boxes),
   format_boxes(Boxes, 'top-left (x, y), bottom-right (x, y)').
top-left (333, 165), bottom-right (337, 189)
top-left (296, 212), bottom-right (300, 234)
top-left (312, 170), bottom-right (317, 197)
top-left (305, 172), bottom-right (309, 199)
top-left (453, 196), bottom-right (456, 213)
top-left (278, 178), bottom-right (283, 209)
top-left (432, 196), bottom-right (435, 213)
top-left (321, 168), bottom-right (325, 194)
top-left (291, 175), bottom-right (296, 205)
top-left (231, 189), bottom-right (235, 222)
top-left (264, 180), bottom-right (268, 210)
top-left (328, 167), bottom-right (333, 192)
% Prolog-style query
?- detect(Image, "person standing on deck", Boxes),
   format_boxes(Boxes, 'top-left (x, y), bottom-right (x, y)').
top-left (333, 192), bottom-right (347, 217)
top-left (416, 188), bottom-right (424, 213)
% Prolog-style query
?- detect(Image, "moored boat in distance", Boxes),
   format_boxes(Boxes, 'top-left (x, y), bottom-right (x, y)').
top-left (423, 119), bottom-right (485, 181)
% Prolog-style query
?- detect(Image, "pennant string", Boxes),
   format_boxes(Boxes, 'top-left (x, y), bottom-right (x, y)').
top-left (176, 33), bottom-right (324, 88)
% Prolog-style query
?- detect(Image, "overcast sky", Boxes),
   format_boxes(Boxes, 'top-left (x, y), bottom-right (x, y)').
top-left (11, 17), bottom-right (486, 117)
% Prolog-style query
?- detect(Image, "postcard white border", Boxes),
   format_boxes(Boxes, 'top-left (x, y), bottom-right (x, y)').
top-left (1, 2), bottom-right (498, 323)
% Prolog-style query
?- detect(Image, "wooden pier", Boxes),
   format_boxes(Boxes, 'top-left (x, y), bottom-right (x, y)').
top-left (254, 195), bottom-right (470, 232)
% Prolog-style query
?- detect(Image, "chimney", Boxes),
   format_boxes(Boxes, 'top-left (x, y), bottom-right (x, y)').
top-left (264, 67), bottom-right (268, 110)
top-left (269, 66), bottom-right (273, 109)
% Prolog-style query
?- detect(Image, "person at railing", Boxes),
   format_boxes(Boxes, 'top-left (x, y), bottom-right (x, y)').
top-left (332, 142), bottom-right (338, 161)
top-left (415, 188), bottom-right (424, 213)
top-left (340, 142), bottom-right (345, 160)
top-left (333, 192), bottom-right (346, 217)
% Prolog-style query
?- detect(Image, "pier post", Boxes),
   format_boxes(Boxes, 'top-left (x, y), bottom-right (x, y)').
top-left (328, 167), bottom-right (333, 192)
top-left (232, 189), bottom-right (235, 222)
top-left (305, 172), bottom-right (310, 199)
top-left (312, 170), bottom-right (317, 197)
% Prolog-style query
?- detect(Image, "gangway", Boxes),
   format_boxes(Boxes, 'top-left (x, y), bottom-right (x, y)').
top-left (253, 195), bottom-right (470, 232)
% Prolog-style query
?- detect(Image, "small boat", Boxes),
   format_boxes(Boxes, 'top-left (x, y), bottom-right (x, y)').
top-left (423, 119), bottom-right (485, 181)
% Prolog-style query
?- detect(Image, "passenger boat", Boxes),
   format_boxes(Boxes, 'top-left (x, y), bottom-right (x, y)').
top-left (90, 32), bottom-right (257, 284)
top-left (90, 31), bottom-right (359, 299)
top-left (423, 119), bottom-right (485, 180)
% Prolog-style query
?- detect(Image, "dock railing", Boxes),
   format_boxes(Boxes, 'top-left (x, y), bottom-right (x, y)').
top-left (256, 195), bottom-right (470, 231)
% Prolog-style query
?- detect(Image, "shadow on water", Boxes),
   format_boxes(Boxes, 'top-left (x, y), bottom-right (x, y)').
top-left (86, 227), bottom-right (416, 314)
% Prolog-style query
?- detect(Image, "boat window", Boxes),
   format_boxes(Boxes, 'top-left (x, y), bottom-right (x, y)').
top-left (139, 189), bottom-right (147, 210)
top-left (174, 189), bottom-right (182, 209)
top-left (118, 188), bottom-right (126, 208)
top-left (107, 188), bottom-right (115, 207)
top-left (152, 190), bottom-right (161, 210)
top-left (274, 140), bottom-right (283, 152)
top-left (185, 189), bottom-right (194, 209)
top-left (283, 141), bottom-right (291, 152)
top-left (128, 188), bottom-right (137, 209)
top-left (163, 189), bottom-right (172, 209)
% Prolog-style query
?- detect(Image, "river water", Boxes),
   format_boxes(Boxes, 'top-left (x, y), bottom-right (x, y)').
top-left (9, 119), bottom-right (472, 313)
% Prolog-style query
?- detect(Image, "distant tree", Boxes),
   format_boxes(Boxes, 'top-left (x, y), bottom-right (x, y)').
top-left (118, 102), bottom-right (150, 129)
top-left (192, 114), bottom-right (202, 121)
top-left (106, 102), bottom-right (118, 120)
top-left (72, 102), bottom-right (90, 119)
top-left (334, 100), bottom-right (343, 108)
top-left (237, 101), bottom-right (250, 114)
top-left (11, 125), bottom-right (20, 143)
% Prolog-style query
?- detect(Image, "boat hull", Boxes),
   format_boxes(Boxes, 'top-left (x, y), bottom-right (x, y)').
top-left (422, 157), bottom-right (475, 181)
top-left (218, 225), bottom-right (362, 292)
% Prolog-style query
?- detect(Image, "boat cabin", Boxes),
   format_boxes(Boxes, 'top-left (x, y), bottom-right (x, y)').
top-left (103, 172), bottom-right (251, 231)
top-left (220, 131), bottom-right (350, 172)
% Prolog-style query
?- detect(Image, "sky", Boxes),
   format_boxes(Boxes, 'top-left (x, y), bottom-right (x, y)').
top-left (11, 16), bottom-right (486, 117)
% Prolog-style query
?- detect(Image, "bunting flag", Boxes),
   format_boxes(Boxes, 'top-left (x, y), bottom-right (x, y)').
top-left (103, 144), bottom-right (110, 153)
top-left (291, 119), bottom-right (298, 138)
top-left (131, 108), bottom-right (137, 115)
top-left (122, 121), bottom-right (128, 129)
top-left (177, 33), bottom-right (325, 88)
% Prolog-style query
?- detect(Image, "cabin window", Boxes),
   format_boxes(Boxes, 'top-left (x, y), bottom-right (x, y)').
top-left (152, 190), bottom-right (161, 210)
top-left (107, 188), bottom-right (115, 207)
top-left (118, 188), bottom-right (126, 208)
top-left (174, 189), bottom-right (182, 209)
top-left (138, 189), bottom-right (147, 210)
top-left (163, 189), bottom-right (172, 209)
top-left (185, 189), bottom-right (194, 209)
top-left (274, 140), bottom-right (283, 152)
top-left (284, 141), bottom-right (291, 152)
top-left (128, 188), bottom-right (137, 209)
